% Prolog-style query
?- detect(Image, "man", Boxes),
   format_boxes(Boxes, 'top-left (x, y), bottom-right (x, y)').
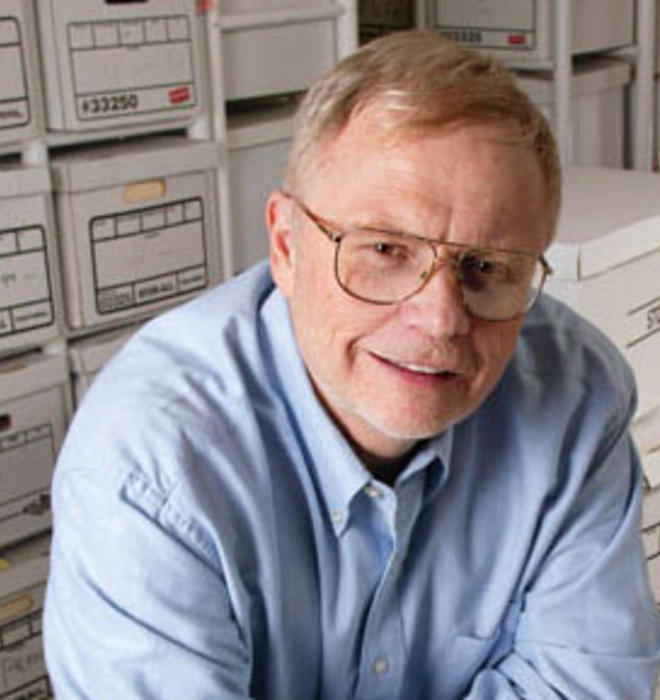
top-left (44, 31), bottom-right (660, 699)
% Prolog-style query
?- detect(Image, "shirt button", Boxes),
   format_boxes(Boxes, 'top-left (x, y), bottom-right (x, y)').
top-left (372, 657), bottom-right (389, 675)
top-left (364, 483), bottom-right (382, 499)
top-left (331, 509), bottom-right (344, 525)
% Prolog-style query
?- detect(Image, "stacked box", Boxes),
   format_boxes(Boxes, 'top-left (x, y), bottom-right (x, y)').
top-left (35, 0), bottom-right (204, 133)
top-left (359, 0), bottom-right (415, 43)
top-left (0, 0), bottom-right (43, 148)
top-left (544, 167), bottom-right (660, 487)
top-left (515, 58), bottom-right (630, 168)
top-left (432, 0), bottom-right (634, 66)
top-left (50, 136), bottom-right (222, 331)
top-left (0, 352), bottom-right (70, 549)
top-left (0, 536), bottom-right (51, 700)
top-left (68, 324), bottom-right (140, 406)
top-left (227, 101), bottom-right (294, 272)
top-left (0, 164), bottom-right (62, 358)
top-left (217, 2), bottom-right (341, 101)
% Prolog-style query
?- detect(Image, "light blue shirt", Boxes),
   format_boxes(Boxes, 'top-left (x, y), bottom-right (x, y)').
top-left (44, 262), bottom-right (660, 699)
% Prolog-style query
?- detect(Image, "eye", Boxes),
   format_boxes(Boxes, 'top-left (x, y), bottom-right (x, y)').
top-left (460, 253), bottom-right (509, 290)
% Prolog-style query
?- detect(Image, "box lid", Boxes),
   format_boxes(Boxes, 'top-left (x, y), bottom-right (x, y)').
top-left (546, 167), bottom-right (660, 280)
top-left (50, 136), bottom-right (221, 193)
top-left (0, 165), bottom-right (51, 198)
top-left (0, 352), bottom-right (69, 404)
top-left (227, 98), bottom-right (297, 150)
top-left (515, 57), bottom-right (631, 102)
top-left (69, 324), bottom-right (139, 375)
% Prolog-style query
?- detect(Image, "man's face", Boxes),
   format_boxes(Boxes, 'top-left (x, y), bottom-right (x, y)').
top-left (268, 112), bottom-right (554, 461)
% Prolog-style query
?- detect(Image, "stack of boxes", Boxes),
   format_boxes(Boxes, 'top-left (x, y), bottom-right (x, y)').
top-left (0, 1), bottom-right (356, 692)
top-left (544, 166), bottom-right (660, 611)
top-left (378, 0), bottom-right (641, 169)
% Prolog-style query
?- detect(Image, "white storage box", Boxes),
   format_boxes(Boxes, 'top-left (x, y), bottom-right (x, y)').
top-left (0, 536), bottom-right (51, 700)
top-left (218, 3), bottom-right (342, 101)
top-left (0, 352), bottom-right (70, 548)
top-left (433, 0), bottom-right (634, 66)
top-left (68, 323), bottom-right (139, 406)
top-left (0, 164), bottom-right (62, 357)
top-left (544, 167), bottom-right (660, 420)
top-left (515, 58), bottom-right (630, 168)
top-left (227, 102), bottom-right (294, 272)
top-left (50, 137), bottom-right (222, 331)
top-left (0, 0), bottom-right (43, 148)
top-left (35, 0), bottom-right (204, 132)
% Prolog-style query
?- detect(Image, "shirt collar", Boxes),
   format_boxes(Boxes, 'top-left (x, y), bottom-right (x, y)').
top-left (260, 286), bottom-right (453, 534)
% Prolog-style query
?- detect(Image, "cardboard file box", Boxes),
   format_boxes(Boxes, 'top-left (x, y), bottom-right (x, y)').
top-left (0, 352), bottom-right (70, 548)
top-left (0, 536), bottom-right (51, 700)
top-left (0, 0), bottom-right (43, 147)
top-left (227, 101), bottom-right (294, 272)
top-left (35, 0), bottom-right (204, 132)
top-left (218, 3), bottom-right (341, 101)
top-left (544, 167), bottom-right (660, 422)
top-left (68, 323), bottom-right (139, 407)
top-left (433, 0), bottom-right (634, 66)
top-left (0, 164), bottom-right (62, 358)
top-left (51, 137), bottom-right (222, 331)
top-left (515, 58), bottom-right (630, 168)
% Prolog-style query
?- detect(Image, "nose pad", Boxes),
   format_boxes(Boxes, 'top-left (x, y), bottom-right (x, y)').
top-left (401, 260), bottom-right (471, 337)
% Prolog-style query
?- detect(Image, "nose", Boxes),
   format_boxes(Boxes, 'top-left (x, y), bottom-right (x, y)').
top-left (398, 262), bottom-right (472, 338)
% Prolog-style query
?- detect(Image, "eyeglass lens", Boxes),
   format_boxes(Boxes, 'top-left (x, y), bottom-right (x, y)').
top-left (336, 230), bottom-right (543, 321)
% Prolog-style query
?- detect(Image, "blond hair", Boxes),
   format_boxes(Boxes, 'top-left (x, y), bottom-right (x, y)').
top-left (285, 30), bottom-right (560, 211)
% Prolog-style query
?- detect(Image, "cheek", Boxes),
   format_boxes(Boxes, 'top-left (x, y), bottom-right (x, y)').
top-left (473, 321), bottom-right (521, 384)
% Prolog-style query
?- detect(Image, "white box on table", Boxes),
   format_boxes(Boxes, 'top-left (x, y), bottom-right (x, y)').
top-left (0, 352), bottom-right (70, 548)
top-left (515, 58), bottom-right (630, 168)
top-left (217, 2), bottom-right (342, 101)
top-left (0, 164), bottom-right (62, 358)
top-left (432, 0), bottom-right (634, 66)
top-left (50, 136), bottom-right (222, 331)
top-left (227, 100), bottom-right (294, 272)
top-left (0, 0), bottom-right (44, 148)
top-left (35, 0), bottom-right (204, 132)
top-left (544, 167), bottom-right (660, 422)
top-left (0, 535), bottom-right (51, 700)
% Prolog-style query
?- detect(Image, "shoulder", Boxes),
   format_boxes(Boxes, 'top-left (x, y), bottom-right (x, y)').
top-left (513, 292), bottom-right (636, 418)
top-left (56, 263), bottom-right (281, 490)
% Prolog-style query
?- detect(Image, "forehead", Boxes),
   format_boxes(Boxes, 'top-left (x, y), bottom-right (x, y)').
top-left (302, 112), bottom-right (554, 250)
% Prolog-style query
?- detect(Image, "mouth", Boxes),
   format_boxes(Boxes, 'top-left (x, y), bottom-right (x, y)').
top-left (369, 351), bottom-right (464, 381)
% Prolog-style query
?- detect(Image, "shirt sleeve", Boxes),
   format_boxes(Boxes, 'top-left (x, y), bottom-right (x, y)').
top-left (43, 425), bottom-right (254, 699)
top-left (461, 420), bottom-right (660, 699)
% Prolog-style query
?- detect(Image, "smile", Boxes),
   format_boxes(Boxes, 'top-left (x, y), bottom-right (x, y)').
top-left (369, 352), bottom-right (462, 379)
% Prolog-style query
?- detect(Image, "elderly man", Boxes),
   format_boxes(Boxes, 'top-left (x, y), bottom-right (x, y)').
top-left (44, 31), bottom-right (660, 699)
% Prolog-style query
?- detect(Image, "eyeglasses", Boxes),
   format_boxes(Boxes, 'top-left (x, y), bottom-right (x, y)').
top-left (283, 191), bottom-right (553, 322)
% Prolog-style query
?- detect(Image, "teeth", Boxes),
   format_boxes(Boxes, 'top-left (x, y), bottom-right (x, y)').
top-left (396, 361), bottom-right (451, 375)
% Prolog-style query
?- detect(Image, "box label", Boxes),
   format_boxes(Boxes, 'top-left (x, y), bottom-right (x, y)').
top-left (0, 227), bottom-right (54, 338)
top-left (0, 423), bottom-right (53, 530)
top-left (0, 17), bottom-right (30, 131)
top-left (67, 15), bottom-right (197, 123)
top-left (437, 26), bottom-right (535, 50)
top-left (90, 197), bottom-right (208, 315)
top-left (0, 595), bottom-right (48, 699)
top-left (626, 294), bottom-right (660, 350)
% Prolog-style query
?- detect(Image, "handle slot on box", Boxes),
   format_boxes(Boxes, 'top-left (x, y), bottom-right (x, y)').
top-left (0, 414), bottom-right (11, 433)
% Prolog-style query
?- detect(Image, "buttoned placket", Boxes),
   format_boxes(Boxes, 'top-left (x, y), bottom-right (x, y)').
top-left (353, 472), bottom-right (427, 700)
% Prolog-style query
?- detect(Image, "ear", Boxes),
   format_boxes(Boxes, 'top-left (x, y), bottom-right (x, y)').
top-left (266, 189), bottom-right (296, 298)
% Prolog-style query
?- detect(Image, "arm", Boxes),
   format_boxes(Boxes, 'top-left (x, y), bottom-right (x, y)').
top-left (463, 426), bottom-right (660, 699)
top-left (43, 419), bottom-right (253, 699)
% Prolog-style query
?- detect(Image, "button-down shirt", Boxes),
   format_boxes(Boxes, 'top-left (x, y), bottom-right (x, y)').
top-left (44, 262), bottom-right (660, 699)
